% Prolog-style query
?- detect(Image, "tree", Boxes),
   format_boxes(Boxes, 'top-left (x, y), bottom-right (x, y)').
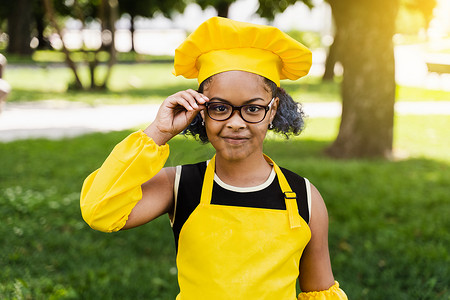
top-left (324, 0), bottom-right (436, 158)
top-left (403, 0), bottom-right (436, 32)
top-left (257, 0), bottom-right (438, 158)
top-left (42, 0), bottom-right (189, 90)
top-left (43, 0), bottom-right (117, 90)
top-left (324, 0), bottom-right (399, 158)
top-left (256, 0), bottom-right (313, 19)
top-left (0, 0), bottom-right (56, 54)
top-left (118, 0), bottom-right (187, 51)
top-left (0, 0), bottom-right (34, 55)
top-left (195, 0), bottom-right (237, 18)
top-left (323, 0), bottom-right (437, 81)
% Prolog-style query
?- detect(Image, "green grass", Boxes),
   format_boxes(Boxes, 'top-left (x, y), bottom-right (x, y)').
top-left (3, 64), bottom-right (195, 105)
top-left (0, 114), bottom-right (448, 299)
top-left (397, 85), bottom-right (450, 102)
top-left (4, 63), bottom-right (449, 104)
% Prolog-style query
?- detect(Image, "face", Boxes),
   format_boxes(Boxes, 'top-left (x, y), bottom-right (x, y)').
top-left (200, 71), bottom-right (278, 162)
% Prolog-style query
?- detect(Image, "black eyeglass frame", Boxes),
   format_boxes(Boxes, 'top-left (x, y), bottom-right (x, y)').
top-left (205, 98), bottom-right (275, 124)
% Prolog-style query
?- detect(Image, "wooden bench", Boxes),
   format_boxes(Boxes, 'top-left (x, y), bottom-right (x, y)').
top-left (426, 62), bottom-right (450, 74)
top-left (425, 54), bottom-right (450, 75)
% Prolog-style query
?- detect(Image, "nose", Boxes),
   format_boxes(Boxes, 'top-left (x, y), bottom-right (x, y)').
top-left (226, 110), bottom-right (246, 130)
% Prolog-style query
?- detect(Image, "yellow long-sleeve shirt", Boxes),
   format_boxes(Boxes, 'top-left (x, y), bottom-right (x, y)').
top-left (80, 130), bottom-right (169, 232)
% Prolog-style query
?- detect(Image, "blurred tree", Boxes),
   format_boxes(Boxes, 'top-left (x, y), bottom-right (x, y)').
top-left (43, 0), bottom-right (117, 90)
top-left (117, 0), bottom-right (187, 51)
top-left (34, 2), bottom-right (51, 49)
top-left (324, 0), bottom-right (437, 81)
top-left (323, 0), bottom-right (399, 158)
top-left (0, 0), bottom-right (34, 55)
top-left (256, 0), bottom-right (314, 19)
top-left (0, 0), bottom-right (82, 54)
top-left (403, 0), bottom-right (436, 30)
top-left (256, 0), bottom-right (411, 158)
top-left (323, 0), bottom-right (436, 158)
top-left (396, 0), bottom-right (437, 35)
top-left (195, 0), bottom-right (237, 18)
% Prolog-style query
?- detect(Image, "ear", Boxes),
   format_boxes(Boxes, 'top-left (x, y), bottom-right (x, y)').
top-left (200, 109), bottom-right (205, 121)
top-left (269, 97), bottom-right (279, 123)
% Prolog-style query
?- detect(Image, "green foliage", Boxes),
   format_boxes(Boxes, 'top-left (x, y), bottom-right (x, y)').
top-left (257, 0), bottom-right (314, 20)
top-left (118, 0), bottom-right (187, 19)
top-left (0, 114), bottom-right (449, 299)
top-left (194, 0), bottom-right (235, 17)
top-left (396, 5), bottom-right (428, 34)
top-left (285, 30), bottom-right (322, 49)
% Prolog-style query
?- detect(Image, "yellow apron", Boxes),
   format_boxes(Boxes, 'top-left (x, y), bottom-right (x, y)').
top-left (176, 155), bottom-right (311, 300)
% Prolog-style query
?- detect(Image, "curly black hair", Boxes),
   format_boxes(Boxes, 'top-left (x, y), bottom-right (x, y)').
top-left (183, 74), bottom-right (306, 143)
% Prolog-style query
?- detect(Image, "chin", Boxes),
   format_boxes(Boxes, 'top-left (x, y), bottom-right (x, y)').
top-left (215, 143), bottom-right (257, 162)
top-left (207, 133), bottom-right (262, 162)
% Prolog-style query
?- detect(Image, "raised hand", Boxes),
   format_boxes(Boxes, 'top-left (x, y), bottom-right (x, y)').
top-left (144, 89), bottom-right (209, 145)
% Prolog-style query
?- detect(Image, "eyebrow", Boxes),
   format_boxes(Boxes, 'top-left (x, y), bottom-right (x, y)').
top-left (209, 97), bottom-right (266, 104)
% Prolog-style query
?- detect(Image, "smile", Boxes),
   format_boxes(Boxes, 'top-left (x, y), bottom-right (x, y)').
top-left (222, 136), bottom-right (250, 145)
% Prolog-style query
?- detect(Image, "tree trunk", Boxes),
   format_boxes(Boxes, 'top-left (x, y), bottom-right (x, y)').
top-left (35, 12), bottom-right (49, 49)
top-left (7, 0), bottom-right (33, 55)
top-left (42, 0), bottom-right (84, 90)
top-left (33, 2), bottom-right (50, 50)
top-left (217, 2), bottom-right (230, 18)
top-left (322, 15), bottom-right (339, 81)
top-left (322, 32), bottom-right (338, 81)
top-left (130, 15), bottom-right (136, 52)
top-left (99, 0), bottom-right (118, 90)
top-left (325, 0), bottom-right (398, 159)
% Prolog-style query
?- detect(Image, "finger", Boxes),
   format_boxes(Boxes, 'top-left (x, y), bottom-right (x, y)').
top-left (177, 96), bottom-right (196, 111)
top-left (178, 90), bottom-right (205, 110)
top-left (165, 93), bottom-right (195, 111)
top-left (178, 92), bottom-right (206, 112)
top-left (185, 89), bottom-right (209, 105)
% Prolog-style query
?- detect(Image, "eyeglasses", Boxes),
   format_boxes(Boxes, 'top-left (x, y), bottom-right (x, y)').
top-left (205, 98), bottom-right (275, 124)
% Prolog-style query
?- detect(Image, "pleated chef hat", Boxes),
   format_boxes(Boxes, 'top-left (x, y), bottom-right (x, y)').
top-left (172, 17), bottom-right (312, 87)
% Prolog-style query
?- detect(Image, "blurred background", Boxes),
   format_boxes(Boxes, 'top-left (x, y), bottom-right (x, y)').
top-left (0, 0), bottom-right (449, 299)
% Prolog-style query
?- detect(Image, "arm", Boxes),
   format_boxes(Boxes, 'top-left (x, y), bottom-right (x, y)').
top-left (297, 183), bottom-right (348, 299)
top-left (80, 90), bottom-right (209, 232)
top-left (80, 131), bottom-right (170, 232)
top-left (121, 166), bottom-right (176, 230)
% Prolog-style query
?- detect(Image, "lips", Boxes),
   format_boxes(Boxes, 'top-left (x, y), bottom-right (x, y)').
top-left (221, 135), bottom-right (250, 145)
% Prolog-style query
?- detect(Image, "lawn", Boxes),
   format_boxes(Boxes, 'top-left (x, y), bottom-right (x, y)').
top-left (4, 63), bottom-right (450, 104)
top-left (0, 112), bottom-right (449, 299)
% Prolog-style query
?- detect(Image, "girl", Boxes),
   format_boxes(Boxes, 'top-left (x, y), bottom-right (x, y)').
top-left (81, 17), bottom-right (347, 300)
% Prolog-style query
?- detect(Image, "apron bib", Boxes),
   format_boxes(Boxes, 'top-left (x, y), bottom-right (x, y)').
top-left (176, 155), bottom-right (311, 300)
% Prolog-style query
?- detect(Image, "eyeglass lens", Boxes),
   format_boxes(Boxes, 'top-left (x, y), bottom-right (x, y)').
top-left (207, 102), bottom-right (268, 123)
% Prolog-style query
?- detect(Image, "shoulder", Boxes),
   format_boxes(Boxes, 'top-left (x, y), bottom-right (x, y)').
top-left (308, 183), bottom-right (329, 237)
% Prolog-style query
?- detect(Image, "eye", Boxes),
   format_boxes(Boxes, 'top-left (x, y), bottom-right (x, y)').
top-left (209, 103), bottom-right (230, 114)
top-left (244, 105), bottom-right (263, 114)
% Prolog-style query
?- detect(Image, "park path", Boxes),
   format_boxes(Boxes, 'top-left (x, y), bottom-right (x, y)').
top-left (0, 100), bottom-right (449, 142)
top-left (2, 43), bottom-right (449, 142)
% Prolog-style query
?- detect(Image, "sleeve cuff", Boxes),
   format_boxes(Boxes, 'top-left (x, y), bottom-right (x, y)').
top-left (298, 281), bottom-right (348, 300)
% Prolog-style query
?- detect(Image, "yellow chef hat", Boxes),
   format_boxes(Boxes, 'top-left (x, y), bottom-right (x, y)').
top-left (173, 17), bottom-right (312, 87)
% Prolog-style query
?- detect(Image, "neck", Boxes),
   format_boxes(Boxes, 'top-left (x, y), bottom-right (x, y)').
top-left (214, 152), bottom-right (272, 187)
